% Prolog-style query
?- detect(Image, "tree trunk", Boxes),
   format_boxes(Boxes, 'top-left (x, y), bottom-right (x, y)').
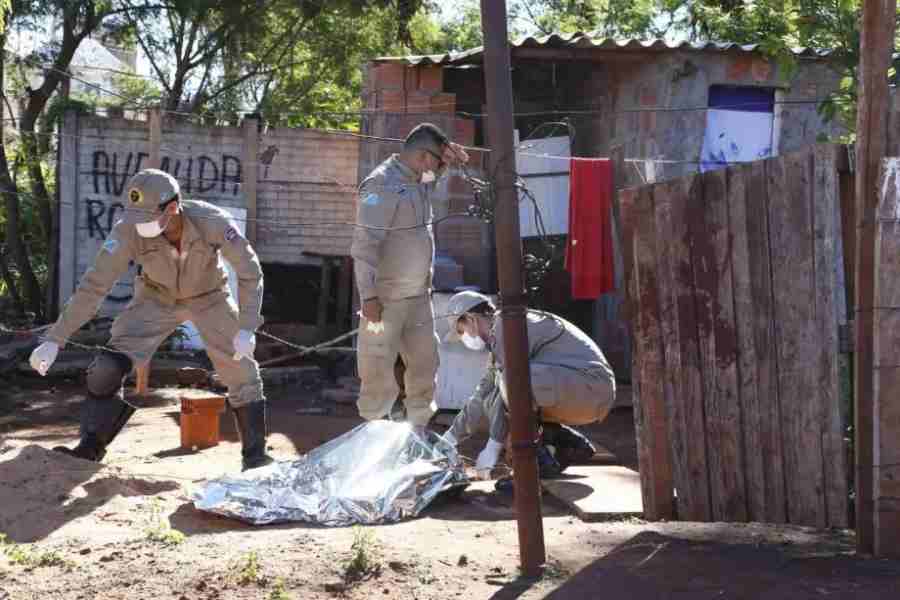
top-left (0, 247), bottom-right (25, 316)
top-left (0, 39), bottom-right (43, 319)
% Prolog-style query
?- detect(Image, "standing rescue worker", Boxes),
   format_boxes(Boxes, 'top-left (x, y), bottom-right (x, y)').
top-left (351, 123), bottom-right (468, 436)
top-left (29, 169), bottom-right (274, 471)
top-left (442, 291), bottom-right (616, 481)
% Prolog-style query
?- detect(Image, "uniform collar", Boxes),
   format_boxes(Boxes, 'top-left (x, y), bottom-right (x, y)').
top-left (389, 154), bottom-right (419, 183)
top-left (179, 210), bottom-right (201, 246)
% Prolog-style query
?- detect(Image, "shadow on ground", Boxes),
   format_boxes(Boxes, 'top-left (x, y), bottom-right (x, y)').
top-left (487, 530), bottom-right (900, 600)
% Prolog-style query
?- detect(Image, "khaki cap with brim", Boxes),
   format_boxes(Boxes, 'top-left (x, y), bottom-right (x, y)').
top-left (118, 169), bottom-right (180, 225)
top-left (444, 290), bottom-right (493, 343)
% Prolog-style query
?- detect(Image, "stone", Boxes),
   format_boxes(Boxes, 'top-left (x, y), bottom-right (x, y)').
top-left (541, 465), bottom-right (644, 522)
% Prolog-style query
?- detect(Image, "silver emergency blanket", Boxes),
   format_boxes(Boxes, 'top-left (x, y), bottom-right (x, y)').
top-left (192, 420), bottom-right (467, 526)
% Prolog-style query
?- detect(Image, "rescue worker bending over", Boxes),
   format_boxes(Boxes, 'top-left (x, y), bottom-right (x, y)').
top-left (29, 169), bottom-right (274, 471)
top-left (442, 291), bottom-right (616, 481)
top-left (350, 123), bottom-right (468, 436)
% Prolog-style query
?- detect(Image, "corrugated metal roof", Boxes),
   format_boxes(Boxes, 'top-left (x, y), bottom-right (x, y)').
top-left (374, 32), bottom-right (832, 66)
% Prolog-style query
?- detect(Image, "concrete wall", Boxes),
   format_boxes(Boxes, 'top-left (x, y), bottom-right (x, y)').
top-left (58, 113), bottom-right (359, 318)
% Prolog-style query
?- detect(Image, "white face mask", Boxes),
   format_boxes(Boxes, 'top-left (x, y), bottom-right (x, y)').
top-left (135, 214), bottom-right (171, 238)
top-left (461, 331), bottom-right (486, 352)
top-left (420, 170), bottom-right (436, 184)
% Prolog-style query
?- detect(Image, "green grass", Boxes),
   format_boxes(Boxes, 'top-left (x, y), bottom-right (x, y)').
top-left (143, 499), bottom-right (185, 547)
top-left (0, 533), bottom-right (73, 570)
top-left (344, 527), bottom-right (381, 583)
top-left (269, 578), bottom-right (291, 600)
top-left (236, 551), bottom-right (264, 586)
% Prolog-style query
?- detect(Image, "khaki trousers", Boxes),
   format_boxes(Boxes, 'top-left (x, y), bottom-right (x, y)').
top-left (357, 295), bottom-right (438, 426)
top-left (528, 364), bottom-right (616, 426)
top-left (109, 291), bottom-right (264, 407)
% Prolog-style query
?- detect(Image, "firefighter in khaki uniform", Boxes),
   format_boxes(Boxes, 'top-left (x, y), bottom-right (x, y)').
top-left (29, 169), bottom-right (274, 471)
top-left (442, 291), bottom-right (616, 483)
top-left (351, 123), bottom-right (468, 436)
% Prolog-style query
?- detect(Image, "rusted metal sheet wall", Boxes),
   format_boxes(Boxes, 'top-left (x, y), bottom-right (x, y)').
top-left (620, 144), bottom-right (848, 527)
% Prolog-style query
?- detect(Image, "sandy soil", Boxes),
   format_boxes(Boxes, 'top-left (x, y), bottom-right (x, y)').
top-left (1, 379), bottom-right (899, 600)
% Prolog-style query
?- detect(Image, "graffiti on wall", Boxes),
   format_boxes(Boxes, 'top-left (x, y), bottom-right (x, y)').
top-left (84, 150), bottom-right (243, 239)
top-left (79, 149), bottom-right (245, 307)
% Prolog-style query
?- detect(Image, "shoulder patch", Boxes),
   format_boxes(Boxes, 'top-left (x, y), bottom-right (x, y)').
top-left (102, 238), bottom-right (119, 254)
top-left (224, 226), bottom-right (240, 242)
top-left (362, 193), bottom-right (381, 206)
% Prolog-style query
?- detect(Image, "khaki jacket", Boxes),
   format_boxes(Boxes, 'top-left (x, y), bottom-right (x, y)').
top-left (350, 155), bottom-right (448, 302)
top-left (48, 200), bottom-right (263, 343)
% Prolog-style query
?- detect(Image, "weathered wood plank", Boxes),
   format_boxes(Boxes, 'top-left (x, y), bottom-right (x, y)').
top-left (853, 0), bottom-right (896, 555)
top-left (874, 159), bottom-right (900, 555)
top-left (618, 187), bottom-right (640, 325)
top-left (632, 184), bottom-right (674, 520)
top-left (769, 149), bottom-right (827, 528)
top-left (813, 145), bottom-right (849, 528)
top-left (747, 159), bottom-right (787, 524)
top-left (727, 163), bottom-right (766, 522)
top-left (696, 168), bottom-right (747, 522)
top-left (653, 178), bottom-right (690, 520)
top-left (837, 150), bottom-right (856, 317)
top-left (663, 174), bottom-right (712, 521)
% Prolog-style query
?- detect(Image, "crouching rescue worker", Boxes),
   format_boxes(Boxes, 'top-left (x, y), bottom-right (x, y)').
top-left (28, 168), bottom-right (274, 471)
top-left (350, 123), bottom-right (468, 437)
top-left (442, 291), bottom-right (616, 482)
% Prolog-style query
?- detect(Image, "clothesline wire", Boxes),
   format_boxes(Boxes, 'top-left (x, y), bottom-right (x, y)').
top-left (0, 188), bottom-right (487, 234)
top-left (4, 55), bottom-right (835, 122)
top-left (1, 117), bottom-right (491, 155)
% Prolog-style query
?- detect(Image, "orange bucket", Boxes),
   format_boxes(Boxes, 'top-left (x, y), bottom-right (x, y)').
top-left (180, 393), bottom-right (227, 450)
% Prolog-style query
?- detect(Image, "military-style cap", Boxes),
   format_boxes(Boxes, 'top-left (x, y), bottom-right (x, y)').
top-left (119, 169), bottom-right (180, 225)
top-left (444, 290), bottom-right (494, 342)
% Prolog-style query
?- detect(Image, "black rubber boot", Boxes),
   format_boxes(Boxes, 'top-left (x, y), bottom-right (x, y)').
top-left (536, 444), bottom-right (562, 479)
top-left (232, 402), bottom-right (274, 471)
top-left (54, 395), bottom-right (136, 462)
top-left (542, 423), bottom-right (596, 472)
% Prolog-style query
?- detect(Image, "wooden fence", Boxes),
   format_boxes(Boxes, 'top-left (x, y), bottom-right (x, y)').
top-left (865, 158), bottom-right (900, 551)
top-left (620, 144), bottom-right (848, 528)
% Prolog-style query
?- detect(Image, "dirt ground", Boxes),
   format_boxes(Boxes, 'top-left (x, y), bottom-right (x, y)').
top-left (1, 377), bottom-right (899, 600)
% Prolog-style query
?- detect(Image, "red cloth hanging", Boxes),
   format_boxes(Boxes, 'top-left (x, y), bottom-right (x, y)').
top-left (565, 158), bottom-right (614, 299)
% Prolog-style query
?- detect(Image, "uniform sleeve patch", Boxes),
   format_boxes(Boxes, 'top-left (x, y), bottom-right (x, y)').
top-left (224, 226), bottom-right (240, 242)
top-left (362, 193), bottom-right (381, 206)
top-left (102, 238), bottom-right (119, 254)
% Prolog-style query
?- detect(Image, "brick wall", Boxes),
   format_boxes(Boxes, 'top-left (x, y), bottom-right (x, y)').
top-left (360, 61), bottom-right (493, 291)
top-left (256, 127), bottom-right (360, 261)
top-left (58, 113), bottom-right (359, 317)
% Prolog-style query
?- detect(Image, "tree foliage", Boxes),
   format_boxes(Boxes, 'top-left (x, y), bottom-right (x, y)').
top-left (117, 0), bottom-right (427, 120)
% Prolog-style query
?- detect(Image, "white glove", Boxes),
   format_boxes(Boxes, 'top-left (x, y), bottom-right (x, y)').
top-left (475, 438), bottom-right (504, 480)
top-left (29, 341), bottom-right (59, 377)
top-left (232, 330), bottom-right (256, 361)
top-left (357, 311), bottom-right (385, 335)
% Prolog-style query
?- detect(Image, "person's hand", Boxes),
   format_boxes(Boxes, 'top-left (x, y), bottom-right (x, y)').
top-left (29, 341), bottom-right (59, 376)
top-left (362, 297), bottom-right (384, 323)
top-left (232, 330), bottom-right (256, 361)
top-left (443, 142), bottom-right (469, 167)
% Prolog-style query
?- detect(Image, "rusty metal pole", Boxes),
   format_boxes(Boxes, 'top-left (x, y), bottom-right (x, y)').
top-left (479, 0), bottom-right (546, 576)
